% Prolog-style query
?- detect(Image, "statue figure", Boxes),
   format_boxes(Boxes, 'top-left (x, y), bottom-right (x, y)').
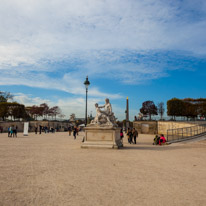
top-left (137, 112), bottom-right (143, 120)
top-left (69, 113), bottom-right (75, 122)
top-left (91, 103), bottom-right (112, 125)
top-left (90, 98), bottom-right (117, 126)
top-left (98, 98), bottom-right (112, 116)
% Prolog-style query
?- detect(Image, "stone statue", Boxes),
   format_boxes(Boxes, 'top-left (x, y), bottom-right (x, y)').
top-left (98, 98), bottom-right (112, 116)
top-left (90, 98), bottom-right (117, 127)
top-left (82, 98), bottom-right (123, 149)
top-left (137, 112), bottom-right (143, 120)
top-left (69, 113), bottom-right (75, 122)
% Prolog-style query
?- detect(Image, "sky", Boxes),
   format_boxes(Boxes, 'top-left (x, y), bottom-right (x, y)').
top-left (0, 0), bottom-right (206, 120)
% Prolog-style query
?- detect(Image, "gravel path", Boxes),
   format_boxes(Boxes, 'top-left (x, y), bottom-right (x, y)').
top-left (0, 132), bottom-right (206, 206)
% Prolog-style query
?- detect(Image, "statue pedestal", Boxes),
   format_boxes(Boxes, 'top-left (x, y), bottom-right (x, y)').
top-left (81, 126), bottom-right (123, 149)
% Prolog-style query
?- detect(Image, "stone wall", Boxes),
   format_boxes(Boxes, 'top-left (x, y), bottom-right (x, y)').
top-left (133, 121), bottom-right (205, 135)
top-left (157, 121), bottom-right (198, 135)
top-left (133, 121), bottom-right (158, 134)
top-left (0, 121), bottom-right (73, 133)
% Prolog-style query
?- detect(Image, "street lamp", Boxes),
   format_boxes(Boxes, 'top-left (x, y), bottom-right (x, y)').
top-left (84, 76), bottom-right (90, 126)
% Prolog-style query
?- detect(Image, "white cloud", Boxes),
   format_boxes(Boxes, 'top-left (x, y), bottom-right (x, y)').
top-left (0, 0), bottom-right (206, 90)
top-left (13, 93), bottom-right (125, 119)
top-left (0, 70), bottom-right (122, 99)
top-left (13, 93), bottom-right (52, 106)
top-left (1, 0), bottom-right (206, 64)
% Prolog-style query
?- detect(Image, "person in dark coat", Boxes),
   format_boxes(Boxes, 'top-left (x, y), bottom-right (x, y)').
top-left (73, 127), bottom-right (77, 139)
top-left (8, 127), bottom-right (11, 137)
top-left (127, 128), bottom-right (133, 144)
top-left (132, 128), bottom-right (138, 144)
top-left (39, 125), bottom-right (42, 134)
top-left (13, 126), bottom-right (17, 137)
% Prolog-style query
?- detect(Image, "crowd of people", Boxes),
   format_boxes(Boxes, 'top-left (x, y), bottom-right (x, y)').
top-left (35, 125), bottom-right (55, 134)
top-left (3, 124), bottom-right (168, 146)
top-left (3, 125), bottom-right (78, 137)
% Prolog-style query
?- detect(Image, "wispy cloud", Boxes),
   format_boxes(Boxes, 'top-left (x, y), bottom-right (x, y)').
top-left (0, 0), bottom-right (206, 90)
top-left (13, 93), bottom-right (52, 106)
top-left (13, 93), bottom-right (124, 119)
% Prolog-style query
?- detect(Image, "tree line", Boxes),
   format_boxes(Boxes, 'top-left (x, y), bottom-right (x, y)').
top-left (167, 98), bottom-right (206, 120)
top-left (138, 98), bottom-right (206, 120)
top-left (0, 91), bottom-right (64, 121)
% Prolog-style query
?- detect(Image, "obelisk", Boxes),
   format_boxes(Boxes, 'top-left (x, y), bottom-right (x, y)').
top-left (126, 97), bottom-right (129, 130)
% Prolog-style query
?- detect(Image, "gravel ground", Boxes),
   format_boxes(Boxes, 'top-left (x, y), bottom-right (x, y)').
top-left (0, 132), bottom-right (206, 206)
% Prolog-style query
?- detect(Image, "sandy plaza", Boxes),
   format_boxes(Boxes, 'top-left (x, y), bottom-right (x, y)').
top-left (1, 1), bottom-right (206, 205)
top-left (0, 131), bottom-right (206, 206)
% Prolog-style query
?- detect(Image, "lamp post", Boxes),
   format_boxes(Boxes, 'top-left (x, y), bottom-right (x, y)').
top-left (84, 76), bottom-right (90, 126)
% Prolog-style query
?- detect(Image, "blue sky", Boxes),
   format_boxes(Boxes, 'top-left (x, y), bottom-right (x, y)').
top-left (0, 0), bottom-right (206, 120)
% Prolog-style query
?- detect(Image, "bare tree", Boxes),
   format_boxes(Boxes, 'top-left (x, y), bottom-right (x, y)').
top-left (49, 106), bottom-right (61, 120)
top-left (26, 105), bottom-right (44, 120)
top-left (0, 91), bottom-right (13, 102)
top-left (40, 103), bottom-right (49, 119)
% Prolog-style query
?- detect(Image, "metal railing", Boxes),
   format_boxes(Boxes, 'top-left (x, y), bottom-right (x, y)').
top-left (167, 124), bottom-right (206, 142)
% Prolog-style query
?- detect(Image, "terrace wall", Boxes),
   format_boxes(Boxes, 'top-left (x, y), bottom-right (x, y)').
top-left (133, 121), bottom-right (205, 135)
top-left (0, 121), bottom-right (72, 133)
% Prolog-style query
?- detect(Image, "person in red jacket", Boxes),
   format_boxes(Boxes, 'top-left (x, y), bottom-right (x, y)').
top-left (159, 134), bottom-right (166, 145)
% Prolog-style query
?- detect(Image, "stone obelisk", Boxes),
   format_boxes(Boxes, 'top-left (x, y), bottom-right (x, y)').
top-left (125, 97), bottom-right (129, 130)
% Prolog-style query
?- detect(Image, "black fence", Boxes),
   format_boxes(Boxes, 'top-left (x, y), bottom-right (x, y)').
top-left (167, 124), bottom-right (206, 142)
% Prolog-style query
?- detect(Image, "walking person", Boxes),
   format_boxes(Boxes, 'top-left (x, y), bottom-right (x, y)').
top-left (130, 130), bottom-right (134, 144)
top-left (39, 125), bottom-right (42, 134)
top-left (120, 128), bottom-right (124, 139)
top-left (127, 128), bottom-right (133, 144)
top-left (8, 127), bottom-right (11, 137)
top-left (126, 128), bottom-right (130, 143)
top-left (10, 126), bottom-right (13, 138)
top-left (13, 126), bottom-right (16, 137)
top-left (0, 126), bottom-right (3, 133)
top-left (132, 128), bottom-right (138, 144)
top-left (120, 128), bottom-right (124, 144)
top-left (73, 127), bottom-right (77, 139)
top-left (68, 127), bottom-right (72, 136)
top-left (15, 126), bottom-right (18, 137)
